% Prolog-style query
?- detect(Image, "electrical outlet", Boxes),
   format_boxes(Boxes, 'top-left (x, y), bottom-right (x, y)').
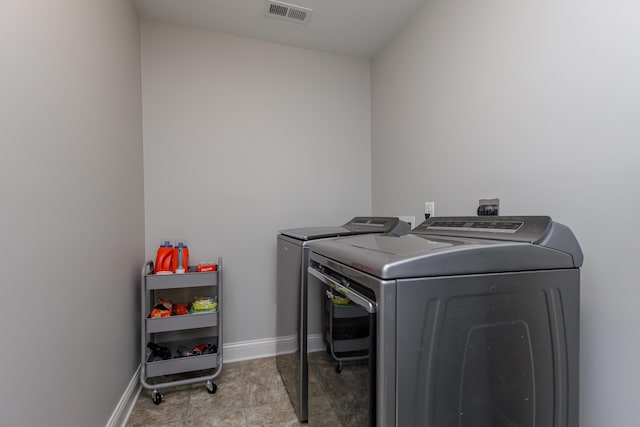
top-left (478, 198), bottom-right (500, 216)
top-left (424, 202), bottom-right (435, 218)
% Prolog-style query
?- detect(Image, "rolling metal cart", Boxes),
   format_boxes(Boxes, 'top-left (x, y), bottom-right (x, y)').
top-left (140, 258), bottom-right (223, 404)
top-left (323, 286), bottom-right (370, 373)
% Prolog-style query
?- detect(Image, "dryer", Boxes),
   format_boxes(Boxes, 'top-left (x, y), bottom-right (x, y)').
top-left (307, 216), bottom-right (583, 427)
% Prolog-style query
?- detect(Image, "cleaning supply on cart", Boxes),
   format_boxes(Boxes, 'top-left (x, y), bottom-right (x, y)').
top-left (176, 342), bottom-right (217, 357)
top-left (155, 240), bottom-right (174, 274)
top-left (172, 240), bottom-right (189, 274)
top-left (197, 262), bottom-right (217, 272)
top-left (176, 345), bottom-right (191, 357)
top-left (190, 295), bottom-right (217, 313)
top-left (148, 297), bottom-right (172, 318)
top-left (175, 247), bottom-right (185, 274)
top-left (147, 342), bottom-right (172, 360)
top-left (172, 302), bottom-right (190, 316)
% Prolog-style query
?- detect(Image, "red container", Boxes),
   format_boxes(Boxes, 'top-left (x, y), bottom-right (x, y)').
top-left (197, 263), bottom-right (217, 273)
top-left (155, 241), bottom-right (173, 273)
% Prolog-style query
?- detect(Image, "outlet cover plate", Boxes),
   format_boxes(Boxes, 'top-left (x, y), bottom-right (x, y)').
top-left (424, 202), bottom-right (435, 217)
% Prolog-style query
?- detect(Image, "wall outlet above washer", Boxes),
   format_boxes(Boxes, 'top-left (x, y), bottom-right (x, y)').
top-left (424, 202), bottom-right (435, 218)
top-left (478, 198), bottom-right (500, 216)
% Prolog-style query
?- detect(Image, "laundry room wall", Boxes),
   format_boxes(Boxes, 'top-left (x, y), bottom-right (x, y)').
top-left (1, 1), bottom-right (144, 426)
top-left (140, 21), bottom-right (372, 351)
top-left (370, 0), bottom-right (640, 425)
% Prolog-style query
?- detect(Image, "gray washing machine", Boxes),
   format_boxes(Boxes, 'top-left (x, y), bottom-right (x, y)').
top-left (307, 216), bottom-right (583, 427)
top-left (276, 217), bottom-right (410, 422)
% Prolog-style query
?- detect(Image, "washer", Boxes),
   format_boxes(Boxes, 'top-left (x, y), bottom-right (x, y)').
top-left (307, 215), bottom-right (583, 426)
top-left (276, 217), bottom-right (410, 422)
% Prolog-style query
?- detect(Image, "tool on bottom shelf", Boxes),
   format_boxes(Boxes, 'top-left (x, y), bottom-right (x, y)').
top-left (176, 342), bottom-right (217, 357)
top-left (147, 342), bottom-right (172, 360)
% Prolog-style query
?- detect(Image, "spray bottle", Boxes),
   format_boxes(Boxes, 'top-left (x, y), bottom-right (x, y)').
top-left (172, 240), bottom-right (189, 274)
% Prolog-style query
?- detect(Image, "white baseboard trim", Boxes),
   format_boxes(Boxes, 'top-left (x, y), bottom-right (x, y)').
top-left (106, 365), bottom-right (141, 427)
top-left (223, 334), bottom-right (296, 362)
top-left (223, 336), bottom-right (285, 362)
top-left (223, 333), bottom-right (325, 362)
top-left (112, 334), bottom-right (325, 426)
top-left (307, 333), bottom-right (325, 353)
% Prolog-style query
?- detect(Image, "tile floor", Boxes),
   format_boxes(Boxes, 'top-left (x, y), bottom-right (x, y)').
top-left (126, 357), bottom-right (302, 427)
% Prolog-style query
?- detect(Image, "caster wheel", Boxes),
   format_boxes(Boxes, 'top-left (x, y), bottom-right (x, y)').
top-left (206, 380), bottom-right (217, 394)
top-left (335, 363), bottom-right (343, 373)
top-left (152, 390), bottom-right (163, 405)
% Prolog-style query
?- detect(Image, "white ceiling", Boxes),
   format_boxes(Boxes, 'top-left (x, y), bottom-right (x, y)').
top-left (134, 0), bottom-right (427, 59)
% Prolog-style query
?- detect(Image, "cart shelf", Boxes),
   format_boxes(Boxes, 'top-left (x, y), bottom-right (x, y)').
top-left (145, 337), bottom-right (220, 377)
top-left (146, 270), bottom-right (218, 290)
top-left (146, 310), bottom-right (218, 333)
top-left (146, 352), bottom-right (218, 378)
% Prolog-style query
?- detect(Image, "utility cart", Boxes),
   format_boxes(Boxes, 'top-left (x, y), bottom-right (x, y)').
top-left (323, 286), bottom-right (369, 373)
top-left (140, 258), bottom-right (223, 404)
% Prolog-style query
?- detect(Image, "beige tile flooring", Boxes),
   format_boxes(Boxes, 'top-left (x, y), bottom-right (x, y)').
top-left (127, 357), bottom-right (302, 427)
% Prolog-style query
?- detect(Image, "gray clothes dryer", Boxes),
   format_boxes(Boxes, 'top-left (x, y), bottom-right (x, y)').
top-left (276, 217), bottom-right (409, 422)
top-left (307, 216), bottom-right (583, 427)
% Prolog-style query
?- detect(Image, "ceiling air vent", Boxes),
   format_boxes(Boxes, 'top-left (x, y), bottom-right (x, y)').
top-left (264, 0), bottom-right (313, 24)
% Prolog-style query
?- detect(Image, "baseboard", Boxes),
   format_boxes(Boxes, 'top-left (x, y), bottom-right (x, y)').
top-left (223, 334), bottom-right (294, 362)
top-left (106, 365), bottom-right (141, 427)
top-left (223, 333), bottom-right (325, 362)
top-left (112, 334), bottom-right (324, 426)
top-left (307, 333), bottom-right (325, 353)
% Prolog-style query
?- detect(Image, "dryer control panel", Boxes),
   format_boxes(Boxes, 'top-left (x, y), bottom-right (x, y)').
top-left (413, 216), bottom-right (553, 243)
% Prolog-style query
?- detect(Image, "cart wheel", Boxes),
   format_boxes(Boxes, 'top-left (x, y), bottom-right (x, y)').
top-left (206, 380), bottom-right (217, 394)
top-left (335, 362), bottom-right (343, 373)
top-left (151, 390), bottom-right (163, 405)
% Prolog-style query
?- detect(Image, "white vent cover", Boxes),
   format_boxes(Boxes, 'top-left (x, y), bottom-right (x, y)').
top-left (264, 0), bottom-right (313, 24)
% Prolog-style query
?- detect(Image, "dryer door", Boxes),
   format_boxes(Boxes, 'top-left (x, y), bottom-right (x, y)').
top-left (396, 269), bottom-right (579, 427)
top-left (308, 266), bottom-right (377, 427)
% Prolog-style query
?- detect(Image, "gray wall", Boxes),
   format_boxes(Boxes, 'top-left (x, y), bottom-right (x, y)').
top-left (0, 1), bottom-right (144, 426)
top-left (371, 0), bottom-right (640, 425)
top-left (140, 21), bottom-right (372, 344)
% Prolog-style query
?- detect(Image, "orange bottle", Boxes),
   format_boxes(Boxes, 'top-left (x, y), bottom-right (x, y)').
top-left (172, 241), bottom-right (189, 274)
top-left (155, 241), bottom-right (173, 274)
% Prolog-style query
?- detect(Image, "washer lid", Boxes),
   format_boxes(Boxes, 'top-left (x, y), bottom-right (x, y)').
top-left (279, 217), bottom-right (407, 241)
top-left (279, 226), bottom-right (357, 241)
top-left (309, 216), bottom-right (582, 279)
